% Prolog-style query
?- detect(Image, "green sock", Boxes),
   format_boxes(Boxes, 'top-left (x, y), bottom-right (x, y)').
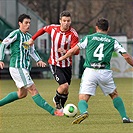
top-left (0, 92), bottom-right (19, 106)
top-left (32, 94), bottom-right (55, 115)
top-left (113, 97), bottom-right (127, 119)
top-left (78, 100), bottom-right (88, 114)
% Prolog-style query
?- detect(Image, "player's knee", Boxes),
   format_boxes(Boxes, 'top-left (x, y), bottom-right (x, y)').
top-left (17, 89), bottom-right (28, 99)
top-left (27, 84), bottom-right (38, 96)
top-left (62, 83), bottom-right (69, 93)
top-left (63, 83), bottom-right (69, 89)
top-left (59, 83), bottom-right (69, 90)
top-left (79, 94), bottom-right (91, 102)
top-left (109, 89), bottom-right (118, 99)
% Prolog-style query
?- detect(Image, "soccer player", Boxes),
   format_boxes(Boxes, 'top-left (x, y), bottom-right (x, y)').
top-left (57, 18), bottom-right (133, 123)
top-left (0, 14), bottom-right (63, 116)
top-left (27, 11), bottom-right (79, 110)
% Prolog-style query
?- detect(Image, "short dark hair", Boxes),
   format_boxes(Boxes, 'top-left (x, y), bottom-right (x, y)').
top-left (18, 14), bottom-right (31, 23)
top-left (60, 10), bottom-right (71, 18)
top-left (96, 18), bottom-right (109, 31)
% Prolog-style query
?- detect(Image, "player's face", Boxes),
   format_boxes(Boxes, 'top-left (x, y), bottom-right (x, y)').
top-left (60, 16), bottom-right (71, 31)
top-left (19, 18), bottom-right (31, 33)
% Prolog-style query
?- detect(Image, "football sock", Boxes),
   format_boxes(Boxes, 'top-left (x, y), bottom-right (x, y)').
top-left (78, 100), bottom-right (88, 114)
top-left (113, 96), bottom-right (128, 119)
top-left (54, 91), bottom-right (61, 105)
top-left (55, 91), bottom-right (68, 108)
top-left (0, 92), bottom-right (19, 106)
top-left (60, 93), bottom-right (68, 108)
top-left (32, 93), bottom-right (55, 115)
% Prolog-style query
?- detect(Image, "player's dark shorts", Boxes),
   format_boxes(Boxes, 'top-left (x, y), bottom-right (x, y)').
top-left (49, 65), bottom-right (72, 85)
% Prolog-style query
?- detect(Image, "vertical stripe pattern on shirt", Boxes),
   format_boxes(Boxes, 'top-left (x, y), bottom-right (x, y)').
top-left (42, 25), bottom-right (79, 67)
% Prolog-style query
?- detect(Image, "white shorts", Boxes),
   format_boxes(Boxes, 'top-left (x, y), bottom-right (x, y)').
top-left (79, 68), bottom-right (116, 96)
top-left (9, 67), bottom-right (34, 89)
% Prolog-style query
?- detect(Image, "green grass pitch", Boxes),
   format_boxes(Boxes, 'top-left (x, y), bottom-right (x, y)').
top-left (0, 78), bottom-right (133, 133)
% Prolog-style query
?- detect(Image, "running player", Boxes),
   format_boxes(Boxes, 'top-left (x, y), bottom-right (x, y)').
top-left (27, 11), bottom-right (79, 110)
top-left (0, 14), bottom-right (63, 116)
top-left (57, 18), bottom-right (133, 123)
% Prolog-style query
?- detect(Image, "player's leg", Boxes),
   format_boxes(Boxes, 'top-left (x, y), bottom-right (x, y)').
top-left (72, 94), bottom-right (90, 124)
top-left (78, 94), bottom-right (90, 114)
top-left (59, 66), bottom-right (72, 107)
top-left (99, 69), bottom-right (133, 123)
top-left (72, 68), bottom-right (97, 124)
top-left (27, 84), bottom-right (55, 115)
top-left (53, 83), bottom-right (69, 108)
top-left (27, 84), bottom-right (63, 116)
top-left (78, 68), bottom-right (97, 114)
top-left (109, 89), bottom-right (133, 123)
top-left (50, 65), bottom-right (71, 109)
top-left (20, 69), bottom-right (63, 116)
top-left (109, 89), bottom-right (127, 118)
top-left (15, 67), bottom-right (63, 116)
top-left (0, 67), bottom-right (28, 106)
top-left (0, 92), bottom-right (19, 106)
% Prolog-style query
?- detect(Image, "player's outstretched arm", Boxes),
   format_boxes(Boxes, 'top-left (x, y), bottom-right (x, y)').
top-left (57, 45), bottom-right (80, 62)
top-left (122, 53), bottom-right (133, 67)
top-left (0, 61), bottom-right (5, 69)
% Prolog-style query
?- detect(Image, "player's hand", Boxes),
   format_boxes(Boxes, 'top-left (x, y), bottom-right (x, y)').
top-left (57, 57), bottom-right (64, 62)
top-left (0, 61), bottom-right (4, 69)
top-left (37, 60), bottom-right (47, 67)
top-left (58, 48), bottom-right (66, 54)
top-left (28, 38), bottom-right (34, 46)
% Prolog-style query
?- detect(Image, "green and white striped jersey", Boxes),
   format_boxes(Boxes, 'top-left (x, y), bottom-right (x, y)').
top-left (77, 32), bottom-right (126, 69)
top-left (0, 29), bottom-right (42, 70)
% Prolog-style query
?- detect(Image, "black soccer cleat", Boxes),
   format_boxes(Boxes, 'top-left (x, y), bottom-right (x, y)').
top-left (123, 117), bottom-right (133, 123)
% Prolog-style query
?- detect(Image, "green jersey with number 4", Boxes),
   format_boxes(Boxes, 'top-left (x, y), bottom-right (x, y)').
top-left (77, 32), bottom-right (126, 69)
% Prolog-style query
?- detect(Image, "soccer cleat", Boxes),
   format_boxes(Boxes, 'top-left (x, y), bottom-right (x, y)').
top-left (54, 109), bottom-right (64, 116)
top-left (72, 112), bottom-right (89, 124)
top-left (123, 117), bottom-right (133, 123)
top-left (53, 97), bottom-right (63, 110)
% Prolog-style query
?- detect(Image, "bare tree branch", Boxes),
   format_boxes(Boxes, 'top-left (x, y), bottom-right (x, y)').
top-left (19, 0), bottom-right (133, 38)
top-left (77, 1), bottom-right (110, 33)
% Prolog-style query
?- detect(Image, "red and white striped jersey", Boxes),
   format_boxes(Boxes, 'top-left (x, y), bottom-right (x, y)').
top-left (32, 24), bottom-right (79, 67)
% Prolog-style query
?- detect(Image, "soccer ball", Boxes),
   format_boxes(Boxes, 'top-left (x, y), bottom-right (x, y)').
top-left (63, 103), bottom-right (78, 117)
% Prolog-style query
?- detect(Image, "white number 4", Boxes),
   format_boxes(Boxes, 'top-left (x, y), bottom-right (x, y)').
top-left (93, 43), bottom-right (104, 61)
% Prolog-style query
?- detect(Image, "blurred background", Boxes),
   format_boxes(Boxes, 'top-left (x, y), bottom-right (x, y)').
top-left (0, 0), bottom-right (133, 79)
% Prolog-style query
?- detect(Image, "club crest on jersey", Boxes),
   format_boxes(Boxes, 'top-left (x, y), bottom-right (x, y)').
top-left (22, 42), bottom-right (29, 50)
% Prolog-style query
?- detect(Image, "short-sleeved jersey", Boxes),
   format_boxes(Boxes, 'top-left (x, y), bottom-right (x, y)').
top-left (0, 29), bottom-right (41, 70)
top-left (32, 24), bottom-right (79, 67)
top-left (77, 32), bottom-right (126, 69)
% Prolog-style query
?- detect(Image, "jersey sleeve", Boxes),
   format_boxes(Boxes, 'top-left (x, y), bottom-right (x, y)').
top-left (32, 25), bottom-right (53, 40)
top-left (0, 32), bottom-right (17, 61)
top-left (114, 40), bottom-right (127, 54)
top-left (70, 30), bottom-right (79, 55)
top-left (32, 28), bottom-right (45, 40)
top-left (29, 45), bottom-right (42, 62)
top-left (77, 36), bottom-right (88, 49)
